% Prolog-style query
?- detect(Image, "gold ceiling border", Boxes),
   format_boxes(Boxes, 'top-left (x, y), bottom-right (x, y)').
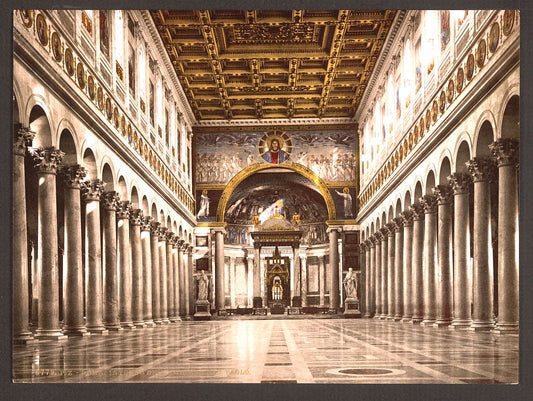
top-left (216, 162), bottom-right (337, 222)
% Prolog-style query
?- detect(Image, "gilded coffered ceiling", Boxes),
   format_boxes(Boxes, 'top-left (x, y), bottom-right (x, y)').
top-left (151, 10), bottom-right (396, 121)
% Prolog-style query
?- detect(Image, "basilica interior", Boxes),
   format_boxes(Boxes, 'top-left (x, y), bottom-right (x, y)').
top-left (11, 9), bottom-right (520, 385)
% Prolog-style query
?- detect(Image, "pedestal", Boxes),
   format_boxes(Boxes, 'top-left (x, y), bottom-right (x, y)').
top-left (343, 298), bottom-right (362, 318)
top-left (194, 300), bottom-right (212, 320)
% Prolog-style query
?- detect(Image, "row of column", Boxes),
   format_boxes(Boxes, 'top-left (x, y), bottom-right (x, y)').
top-left (362, 139), bottom-right (519, 333)
top-left (13, 129), bottom-right (194, 343)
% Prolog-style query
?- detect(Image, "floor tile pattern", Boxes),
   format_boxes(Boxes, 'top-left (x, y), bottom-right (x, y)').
top-left (13, 319), bottom-right (518, 383)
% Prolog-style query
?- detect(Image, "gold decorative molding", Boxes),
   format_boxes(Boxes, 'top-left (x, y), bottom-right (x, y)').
top-left (216, 162), bottom-right (337, 222)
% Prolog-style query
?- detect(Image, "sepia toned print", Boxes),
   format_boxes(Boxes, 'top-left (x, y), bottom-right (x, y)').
top-left (12, 9), bottom-right (519, 385)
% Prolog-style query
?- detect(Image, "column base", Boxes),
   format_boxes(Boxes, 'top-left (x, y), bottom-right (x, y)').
top-left (393, 315), bottom-right (402, 321)
top-left (63, 329), bottom-right (91, 338)
top-left (411, 317), bottom-right (423, 324)
top-left (450, 319), bottom-right (472, 330)
top-left (469, 320), bottom-right (494, 332)
top-left (161, 318), bottom-right (171, 324)
top-left (183, 316), bottom-right (193, 321)
top-left (493, 323), bottom-right (519, 335)
top-left (373, 314), bottom-right (381, 319)
top-left (35, 330), bottom-right (68, 342)
top-left (144, 320), bottom-right (156, 327)
top-left (105, 324), bottom-right (124, 331)
top-left (133, 321), bottom-right (146, 328)
top-left (153, 319), bottom-right (163, 325)
top-left (401, 316), bottom-right (412, 323)
top-left (379, 313), bottom-right (387, 320)
top-left (386, 316), bottom-right (395, 321)
top-left (13, 332), bottom-right (38, 345)
top-left (87, 327), bottom-right (109, 336)
top-left (169, 316), bottom-right (181, 322)
top-left (433, 320), bottom-right (452, 328)
top-left (420, 319), bottom-right (436, 326)
top-left (120, 322), bottom-right (136, 329)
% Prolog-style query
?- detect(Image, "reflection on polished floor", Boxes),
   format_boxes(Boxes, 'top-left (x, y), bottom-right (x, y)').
top-left (13, 319), bottom-right (518, 384)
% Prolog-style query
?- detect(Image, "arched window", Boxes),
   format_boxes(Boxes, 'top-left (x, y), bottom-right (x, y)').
top-left (114, 10), bottom-right (124, 66)
top-left (423, 10), bottom-right (438, 75)
top-left (387, 74), bottom-right (394, 134)
top-left (138, 44), bottom-right (146, 100)
top-left (403, 39), bottom-right (412, 108)
top-left (373, 101), bottom-right (381, 157)
top-left (157, 78), bottom-right (163, 128)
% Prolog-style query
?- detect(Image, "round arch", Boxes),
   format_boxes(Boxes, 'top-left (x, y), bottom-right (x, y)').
top-left (25, 94), bottom-right (55, 146)
top-left (216, 163), bottom-right (337, 222)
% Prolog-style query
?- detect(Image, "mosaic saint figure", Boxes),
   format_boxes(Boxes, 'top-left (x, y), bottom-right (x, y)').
top-left (335, 187), bottom-right (354, 219)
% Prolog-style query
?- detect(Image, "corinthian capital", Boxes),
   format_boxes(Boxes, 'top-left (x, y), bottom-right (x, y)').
top-left (466, 157), bottom-right (495, 182)
top-left (14, 127), bottom-right (35, 156)
top-left (158, 226), bottom-right (168, 240)
top-left (433, 184), bottom-right (453, 205)
top-left (165, 231), bottom-right (175, 243)
top-left (61, 165), bottom-right (87, 189)
top-left (150, 220), bottom-right (161, 234)
top-left (448, 173), bottom-right (471, 194)
top-left (400, 210), bottom-right (414, 227)
top-left (117, 201), bottom-right (132, 219)
top-left (82, 179), bottom-right (104, 202)
top-left (31, 147), bottom-right (64, 174)
top-left (489, 138), bottom-right (519, 168)
top-left (420, 194), bottom-right (438, 213)
top-left (102, 191), bottom-right (121, 211)
top-left (141, 216), bottom-right (153, 231)
top-left (130, 208), bottom-right (144, 225)
top-left (410, 202), bottom-right (425, 220)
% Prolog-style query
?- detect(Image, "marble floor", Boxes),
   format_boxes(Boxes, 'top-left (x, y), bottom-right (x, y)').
top-left (12, 319), bottom-right (518, 384)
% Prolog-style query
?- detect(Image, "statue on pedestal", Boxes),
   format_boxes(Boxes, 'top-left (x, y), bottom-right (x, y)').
top-left (194, 270), bottom-right (211, 320)
top-left (343, 267), bottom-right (358, 300)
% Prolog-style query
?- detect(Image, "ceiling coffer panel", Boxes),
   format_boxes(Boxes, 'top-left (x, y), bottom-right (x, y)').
top-left (151, 9), bottom-right (396, 120)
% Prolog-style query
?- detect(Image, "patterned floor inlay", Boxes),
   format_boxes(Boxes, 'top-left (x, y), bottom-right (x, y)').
top-left (12, 319), bottom-right (518, 383)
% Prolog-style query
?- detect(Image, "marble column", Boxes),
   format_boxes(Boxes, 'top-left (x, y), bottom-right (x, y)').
top-left (253, 245), bottom-right (261, 306)
top-left (368, 239), bottom-right (376, 317)
top-left (386, 223), bottom-right (396, 320)
top-left (214, 228), bottom-right (226, 311)
top-left (410, 202), bottom-right (425, 324)
top-left (490, 139), bottom-right (519, 334)
top-left (229, 257), bottom-right (236, 308)
top-left (301, 253), bottom-right (308, 307)
top-left (187, 246), bottom-right (194, 316)
top-left (467, 158), bottom-right (495, 331)
top-left (434, 185), bottom-right (454, 327)
top-left (140, 217), bottom-right (154, 326)
top-left (379, 228), bottom-right (388, 319)
top-left (177, 240), bottom-right (186, 317)
top-left (166, 231), bottom-right (178, 322)
top-left (32, 147), bottom-right (66, 341)
top-left (150, 221), bottom-right (162, 324)
top-left (362, 242), bottom-right (371, 317)
top-left (449, 173), bottom-right (472, 329)
top-left (13, 129), bottom-right (35, 343)
top-left (102, 192), bottom-right (122, 331)
top-left (130, 209), bottom-right (145, 328)
top-left (400, 211), bottom-right (414, 322)
top-left (327, 226), bottom-right (341, 310)
top-left (420, 195), bottom-right (438, 326)
top-left (117, 201), bottom-right (134, 329)
top-left (293, 246), bottom-right (301, 303)
top-left (61, 165), bottom-right (88, 337)
top-left (247, 254), bottom-right (254, 307)
top-left (82, 180), bottom-right (107, 335)
top-left (318, 255), bottom-right (325, 307)
top-left (393, 218), bottom-right (403, 321)
top-left (371, 238), bottom-right (379, 317)
top-left (158, 227), bottom-right (170, 323)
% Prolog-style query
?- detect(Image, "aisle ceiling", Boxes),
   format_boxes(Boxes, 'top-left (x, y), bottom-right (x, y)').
top-left (151, 10), bottom-right (396, 120)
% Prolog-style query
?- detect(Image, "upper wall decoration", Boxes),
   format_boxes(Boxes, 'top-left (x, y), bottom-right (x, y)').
top-left (195, 129), bottom-right (356, 185)
top-left (259, 131), bottom-right (292, 164)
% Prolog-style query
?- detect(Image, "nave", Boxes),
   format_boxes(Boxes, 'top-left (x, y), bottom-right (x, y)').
top-left (13, 319), bottom-right (518, 384)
